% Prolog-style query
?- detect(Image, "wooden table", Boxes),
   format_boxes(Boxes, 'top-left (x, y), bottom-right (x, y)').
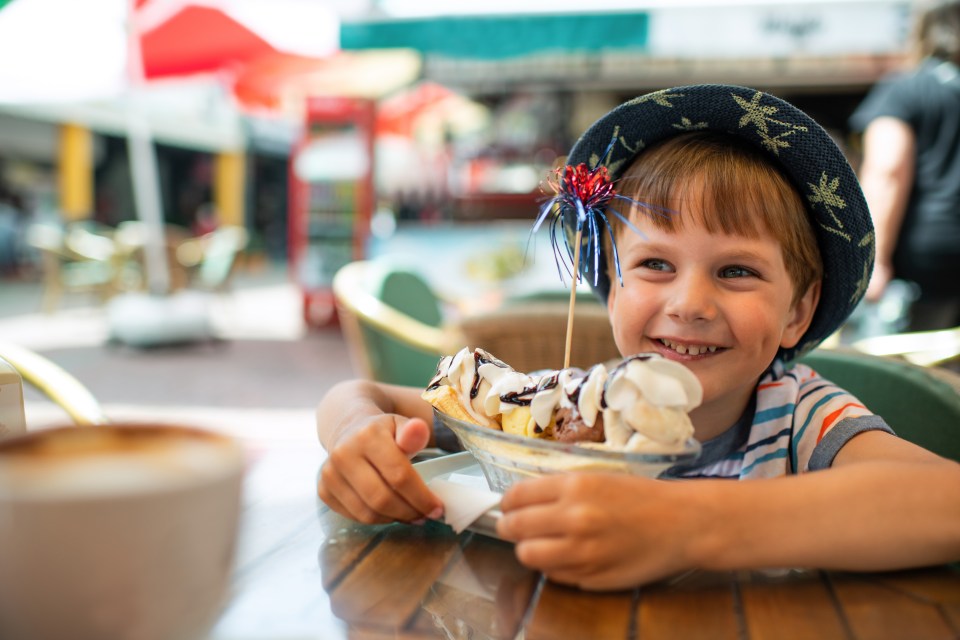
top-left (209, 441), bottom-right (960, 640)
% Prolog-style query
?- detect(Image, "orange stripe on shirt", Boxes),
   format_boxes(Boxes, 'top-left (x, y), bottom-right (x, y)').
top-left (817, 403), bottom-right (867, 442)
top-left (757, 381), bottom-right (785, 391)
top-left (761, 368), bottom-right (817, 391)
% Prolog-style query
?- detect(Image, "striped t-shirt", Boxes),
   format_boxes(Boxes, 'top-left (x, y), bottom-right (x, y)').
top-left (664, 360), bottom-right (894, 480)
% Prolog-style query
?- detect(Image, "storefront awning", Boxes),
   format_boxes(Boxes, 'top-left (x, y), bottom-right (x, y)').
top-left (340, 12), bottom-right (650, 60)
top-left (340, 3), bottom-right (912, 92)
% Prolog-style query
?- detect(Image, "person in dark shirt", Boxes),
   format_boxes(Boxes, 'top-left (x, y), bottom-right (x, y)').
top-left (849, 0), bottom-right (960, 331)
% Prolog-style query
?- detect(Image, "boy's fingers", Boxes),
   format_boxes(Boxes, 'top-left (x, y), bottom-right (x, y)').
top-left (367, 453), bottom-right (443, 519)
top-left (395, 418), bottom-right (431, 456)
top-left (328, 451), bottom-right (435, 523)
top-left (342, 457), bottom-right (424, 522)
top-left (498, 502), bottom-right (567, 541)
top-left (322, 418), bottom-right (442, 522)
top-left (364, 422), bottom-right (443, 517)
top-left (500, 476), bottom-right (562, 511)
top-left (325, 438), bottom-right (426, 522)
top-left (318, 462), bottom-right (392, 524)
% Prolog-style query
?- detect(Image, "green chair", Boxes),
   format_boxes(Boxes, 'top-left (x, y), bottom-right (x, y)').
top-left (798, 349), bottom-right (960, 461)
top-left (333, 259), bottom-right (453, 387)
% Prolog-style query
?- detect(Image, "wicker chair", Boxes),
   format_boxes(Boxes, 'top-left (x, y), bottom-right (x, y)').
top-left (332, 260), bottom-right (620, 385)
top-left (456, 302), bottom-right (620, 373)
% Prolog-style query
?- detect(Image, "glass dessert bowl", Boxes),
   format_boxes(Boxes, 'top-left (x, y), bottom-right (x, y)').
top-left (434, 409), bottom-right (702, 493)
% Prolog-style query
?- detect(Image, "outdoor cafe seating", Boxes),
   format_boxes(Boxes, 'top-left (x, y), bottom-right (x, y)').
top-left (25, 221), bottom-right (120, 313)
top-left (24, 221), bottom-right (250, 312)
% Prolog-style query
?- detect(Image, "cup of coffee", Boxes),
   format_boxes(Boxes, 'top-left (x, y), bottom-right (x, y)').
top-left (0, 423), bottom-right (246, 640)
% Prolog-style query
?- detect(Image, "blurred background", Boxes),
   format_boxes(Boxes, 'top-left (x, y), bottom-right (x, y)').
top-left (0, 0), bottom-right (948, 436)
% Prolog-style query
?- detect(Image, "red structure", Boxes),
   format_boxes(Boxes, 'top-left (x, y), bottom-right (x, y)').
top-left (288, 96), bottom-right (375, 328)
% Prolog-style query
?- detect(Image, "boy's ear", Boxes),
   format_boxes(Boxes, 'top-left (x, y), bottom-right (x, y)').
top-left (781, 280), bottom-right (821, 349)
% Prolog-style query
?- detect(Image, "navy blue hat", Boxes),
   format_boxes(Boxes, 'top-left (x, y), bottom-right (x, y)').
top-left (563, 84), bottom-right (874, 362)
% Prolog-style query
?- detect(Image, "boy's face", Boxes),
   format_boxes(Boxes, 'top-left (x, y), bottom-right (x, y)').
top-left (606, 201), bottom-right (819, 437)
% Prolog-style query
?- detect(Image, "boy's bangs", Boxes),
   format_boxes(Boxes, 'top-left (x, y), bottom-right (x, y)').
top-left (614, 134), bottom-right (787, 239)
top-left (618, 170), bottom-right (772, 239)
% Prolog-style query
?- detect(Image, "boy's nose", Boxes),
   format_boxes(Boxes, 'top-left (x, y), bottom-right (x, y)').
top-left (664, 274), bottom-right (717, 323)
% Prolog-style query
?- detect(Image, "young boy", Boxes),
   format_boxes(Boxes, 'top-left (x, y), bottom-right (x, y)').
top-left (316, 85), bottom-right (960, 590)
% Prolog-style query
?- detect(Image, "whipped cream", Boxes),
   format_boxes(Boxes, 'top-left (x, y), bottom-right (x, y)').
top-left (426, 347), bottom-right (506, 429)
top-left (602, 354), bottom-right (701, 451)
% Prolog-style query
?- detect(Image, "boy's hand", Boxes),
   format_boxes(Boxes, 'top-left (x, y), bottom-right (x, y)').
top-left (317, 416), bottom-right (444, 525)
top-left (496, 473), bottom-right (703, 590)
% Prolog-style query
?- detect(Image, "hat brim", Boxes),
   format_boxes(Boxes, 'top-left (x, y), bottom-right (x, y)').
top-left (565, 84), bottom-right (874, 362)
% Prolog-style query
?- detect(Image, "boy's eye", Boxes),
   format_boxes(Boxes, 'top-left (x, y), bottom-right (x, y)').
top-left (640, 258), bottom-right (672, 272)
top-left (719, 265), bottom-right (756, 278)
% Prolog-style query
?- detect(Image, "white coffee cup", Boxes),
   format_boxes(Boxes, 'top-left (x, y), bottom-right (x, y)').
top-left (0, 423), bottom-right (245, 640)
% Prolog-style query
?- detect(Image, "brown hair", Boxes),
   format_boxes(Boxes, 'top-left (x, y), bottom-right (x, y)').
top-left (608, 131), bottom-right (822, 306)
top-left (911, 0), bottom-right (960, 66)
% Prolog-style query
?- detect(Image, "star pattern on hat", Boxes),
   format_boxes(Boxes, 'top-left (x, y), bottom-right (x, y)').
top-left (673, 117), bottom-right (708, 132)
top-left (625, 89), bottom-right (684, 108)
top-left (733, 91), bottom-right (808, 155)
top-left (808, 172), bottom-right (851, 242)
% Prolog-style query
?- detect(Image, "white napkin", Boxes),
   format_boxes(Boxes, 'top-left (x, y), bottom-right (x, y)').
top-left (428, 477), bottom-right (501, 534)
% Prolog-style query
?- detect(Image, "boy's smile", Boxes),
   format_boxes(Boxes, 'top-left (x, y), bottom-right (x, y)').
top-left (606, 209), bottom-right (819, 440)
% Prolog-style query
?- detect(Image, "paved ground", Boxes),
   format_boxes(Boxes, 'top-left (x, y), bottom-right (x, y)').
top-left (0, 263), bottom-right (357, 441)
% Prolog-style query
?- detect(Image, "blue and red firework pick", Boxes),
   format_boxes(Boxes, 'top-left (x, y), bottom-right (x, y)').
top-left (531, 147), bottom-right (669, 290)
top-left (529, 139), bottom-right (671, 367)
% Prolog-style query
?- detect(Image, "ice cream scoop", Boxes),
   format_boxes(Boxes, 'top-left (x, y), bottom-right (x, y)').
top-left (601, 354), bottom-right (701, 451)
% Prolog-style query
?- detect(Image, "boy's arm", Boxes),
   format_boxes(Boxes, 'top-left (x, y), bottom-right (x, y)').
top-left (497, 431), bottom-right (960, 590)
top-left (316, 380), bottom-right (444, 525)
top-left (696, 431), bottom-right (960, 572)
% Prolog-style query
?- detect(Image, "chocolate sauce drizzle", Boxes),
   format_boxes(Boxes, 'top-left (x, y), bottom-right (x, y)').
top-left (470, 349), bottom-right (508, 399)
top-left (425, 355), bottom-right (453, 391)
top-left (499, 386), bottom-right (539, 407)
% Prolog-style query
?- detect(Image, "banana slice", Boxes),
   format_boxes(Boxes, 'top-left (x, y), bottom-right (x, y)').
top-left (502, 406), bottom-right (554, 439)
top-left (421, 385), bottom-right (484, 427)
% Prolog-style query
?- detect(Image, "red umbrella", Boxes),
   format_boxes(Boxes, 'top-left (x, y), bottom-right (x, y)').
top-left (133, 0), bottom-right (338, 80)
top-left (133, 1), bottom-right (420, 118)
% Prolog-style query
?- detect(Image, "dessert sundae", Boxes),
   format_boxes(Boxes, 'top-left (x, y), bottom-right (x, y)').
top-left (422, 347), bottom-right (702, 454)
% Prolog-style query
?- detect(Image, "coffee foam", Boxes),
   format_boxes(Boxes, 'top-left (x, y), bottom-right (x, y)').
top-left (0, 426), bottom-right (243, 500)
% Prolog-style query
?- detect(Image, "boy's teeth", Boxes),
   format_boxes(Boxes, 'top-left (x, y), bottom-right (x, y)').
top-left (660, 339), bottom-right (718, 356)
